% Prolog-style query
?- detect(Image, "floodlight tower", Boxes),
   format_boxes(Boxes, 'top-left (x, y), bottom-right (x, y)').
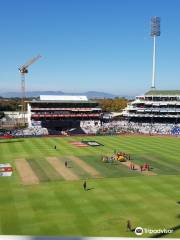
top-left (150, 16), bottom-right (160, 89)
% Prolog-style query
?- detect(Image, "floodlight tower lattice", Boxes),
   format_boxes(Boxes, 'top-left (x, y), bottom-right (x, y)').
top-left (150, 16), bottom-right (160, 89)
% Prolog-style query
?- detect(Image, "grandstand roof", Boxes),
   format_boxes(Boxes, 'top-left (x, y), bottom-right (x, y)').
top-left (40, 95), bottom-right (88, 101)
top-left (145, 90), bottom-right (180, 96)
top-left (28, 100), bottom-right (96, 104)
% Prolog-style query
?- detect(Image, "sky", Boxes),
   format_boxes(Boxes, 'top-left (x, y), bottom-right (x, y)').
top-left (1, 0), bottom-right (180, 96)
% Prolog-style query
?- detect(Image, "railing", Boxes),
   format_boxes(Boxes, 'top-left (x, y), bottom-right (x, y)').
top-left (31, 107), bottom-right (102, 111)
top-left (31, 114), bottom-right (101, 118)
top-left (131, 100), bottom-right (180, 105)
top-left (122, 113), bottom-right (180, 118)
top-left (125, 107), bottom-right (180, 112)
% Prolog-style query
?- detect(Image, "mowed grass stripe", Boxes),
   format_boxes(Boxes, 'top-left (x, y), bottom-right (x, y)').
top-left (119, 136), bottom-right (169, 154)
top-left (70, 136), bottom-right (180, 176)
top-left (20, 141), bottom-right (36, 155)
top-left (24, 186), bottom-right (63, 235)
top-left (69, 155), bottom-right (102, 178)
top-left (43, 137), bottom-right (78, 156)
top-left (9, 182), bottom-right (41, 235)
top-left (28, 157), bottom-right (63, 182)
top-left (1, 135), bottom-right (180, 236)
top-left (29, 138), bottom-right (54, 156)
top-left (0, 139), bottom-right (27, 160)
top-left (133, 153), bottom-right (180, 175)
top-left (15, 158), bottom-right (39, 185)
top-left (127, 136), bottom-right (180, 158)
top-left (52, 185), bottom-right (94, 235)
top-left (81, 155), bottom-right (139, 178)
top-left (114, 137), bottom-right (180, 175)
top-left (145, 154), bottom-right (180, 173)
top-left (133, 154), bottom-right (168, 175)
top-left (62, 156), bottom-right (92, 179)
top-left (97, 177), bottom-right (175, 233)
top-left (26, 158), bottom-right (51, 182)
top-left (47, 157), bottom-right (79, 180)
top-left (98, 136), bottom-right (145, 156)
top-left (0, 180), bottom-right (22, 235)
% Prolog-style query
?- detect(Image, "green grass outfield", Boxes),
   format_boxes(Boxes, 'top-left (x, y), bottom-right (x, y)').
top-left (0, 135), bottom-right (180, 237)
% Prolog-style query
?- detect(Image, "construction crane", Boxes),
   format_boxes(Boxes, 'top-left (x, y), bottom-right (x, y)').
top-left (18, 55), bottom-right (41, 124)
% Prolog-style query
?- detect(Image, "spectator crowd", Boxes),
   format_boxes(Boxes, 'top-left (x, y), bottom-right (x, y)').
top-left (0, 126), bottom-right (48, 137)
top-left (98, 121), bottom-right (179, 135)
top-left (1, 120), bottom-right (180, 137)
top-left (80, 121), bottom-right (101, 134)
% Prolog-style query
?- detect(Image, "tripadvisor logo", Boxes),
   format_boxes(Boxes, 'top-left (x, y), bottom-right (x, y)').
top-left (134, 227), bottom-right (173, 236)
top-left (135, 227), bottom-right (144, 236)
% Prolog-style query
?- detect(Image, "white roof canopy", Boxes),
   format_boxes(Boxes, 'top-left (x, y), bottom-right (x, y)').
top-left (40, 95), bottom-right (88, 101)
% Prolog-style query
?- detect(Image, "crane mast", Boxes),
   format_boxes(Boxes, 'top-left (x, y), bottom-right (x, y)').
top-left (19, 55), bottom-right (41, 125)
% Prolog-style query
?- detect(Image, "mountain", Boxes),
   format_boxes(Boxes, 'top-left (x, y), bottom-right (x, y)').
top-left (0, 91), bottom-right (120, 99)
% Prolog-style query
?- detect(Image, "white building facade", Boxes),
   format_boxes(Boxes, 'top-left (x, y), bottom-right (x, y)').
top-left (122, 90), bottom-right (180, 123)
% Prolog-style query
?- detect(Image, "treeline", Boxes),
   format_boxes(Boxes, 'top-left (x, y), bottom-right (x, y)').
top-left (0, 98), bottom-right (22, 111)
top-left (0, 97), bottom-right (129, 112)
top-left (96, 98), bottom-right (128, 112)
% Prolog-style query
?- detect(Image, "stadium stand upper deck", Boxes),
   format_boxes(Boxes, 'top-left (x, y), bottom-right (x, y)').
top-left (27, 95), bottom-right (102, 134)
top-left (145, 90), bottom-right (180, 96)
top-left (122, 89), bottom-right (180, 123)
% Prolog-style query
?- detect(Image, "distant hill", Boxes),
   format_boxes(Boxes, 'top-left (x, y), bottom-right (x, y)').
top-left (0, 91), bottom-right (125, 99)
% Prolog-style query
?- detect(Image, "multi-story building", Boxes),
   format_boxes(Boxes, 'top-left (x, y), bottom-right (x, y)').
top-left (27, 95), bottom-right (102, 131)
top-left (122, 90), bottom-right (180, 123)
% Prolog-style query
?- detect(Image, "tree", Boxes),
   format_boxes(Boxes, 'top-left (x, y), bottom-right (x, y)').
top-left (96, 98), bottom-right (128, 112)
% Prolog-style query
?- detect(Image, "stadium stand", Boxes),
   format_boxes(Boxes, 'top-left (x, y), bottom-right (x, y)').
top-left (11, 126), bottom-right (48, 136)
top-left (80, 120), bottom-right (101, 134)
top-left (171, 126), bottom-right (180, 135)
top-left (2, 91), bottom-right (180, 137)
top-left (27, 95), bottom-right (102, 134)
top-left (99, 121), bottom-right (175, 135)
top-left (122, 90), bottom-right (180, 123)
